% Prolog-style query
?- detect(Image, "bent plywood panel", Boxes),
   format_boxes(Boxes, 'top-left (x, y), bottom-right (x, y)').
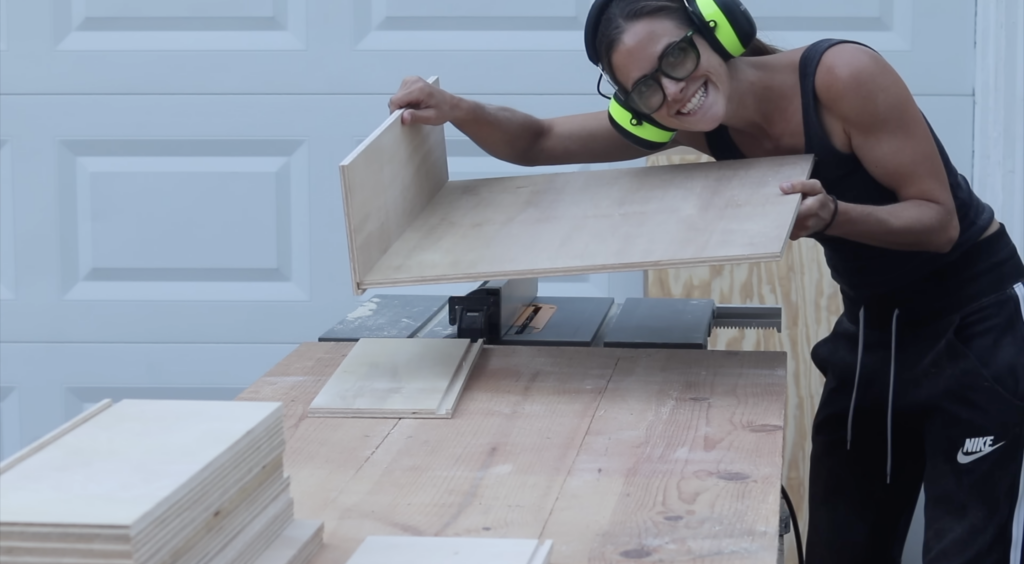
top-left (339, 76), bottom-right (448, 294)
top-left (339, 83), bottom-right (812, 294)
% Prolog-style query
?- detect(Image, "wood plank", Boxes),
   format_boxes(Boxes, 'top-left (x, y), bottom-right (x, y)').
top-left (352, 155), bottom-right (809, 291)
top-left (644, 146), bottom-right (842, 564)
top-left (338, 76), bottom-right (448, 296)
top-left (306, 347), bottom-right (623, 563)
top-left (307, 338), bottom-right (483, 419)
top-left (345, 536), bottom-right (552, 564)
top-left (540, 349), bottom-right (787, 563)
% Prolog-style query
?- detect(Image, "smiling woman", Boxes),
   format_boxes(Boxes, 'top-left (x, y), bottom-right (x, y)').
top-left (591, 0), bottom-right (781, 142)
top-left (386, 1), bottom-right (1024, 561)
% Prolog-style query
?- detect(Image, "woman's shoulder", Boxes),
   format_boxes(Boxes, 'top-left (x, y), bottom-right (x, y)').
top-left (810, 41), bottom-right (908, 123)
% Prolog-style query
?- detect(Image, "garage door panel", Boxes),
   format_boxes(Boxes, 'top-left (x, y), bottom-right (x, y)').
top-left (51, 0), bottom-right (306, 51)
top-left (55, 138), bottom-right (310, 302)
top-left (0, 139), bottom-right (13, 301)
top-left (0, 0), bottom-right (973, 96)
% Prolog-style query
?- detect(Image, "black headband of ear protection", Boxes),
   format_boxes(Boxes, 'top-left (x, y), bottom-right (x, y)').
top-left (585, 0), bottom-right (757, 71)
top-left (583, 0), bottom-right (758, 150)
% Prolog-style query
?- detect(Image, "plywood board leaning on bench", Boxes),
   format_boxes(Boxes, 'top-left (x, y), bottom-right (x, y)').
top-left (307, 338), bottom-right (483, 418)
top-left (338, 79), bottom-right (813, 294)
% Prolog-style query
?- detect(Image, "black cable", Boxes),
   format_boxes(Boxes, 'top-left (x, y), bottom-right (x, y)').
top-left (781, 484), bottom-right (805, 564)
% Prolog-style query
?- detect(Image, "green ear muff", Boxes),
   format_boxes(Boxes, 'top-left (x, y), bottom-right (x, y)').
top-left (684, 0), bottom-right (758, 61)
top-left (607, 93), bottom-right (676, 151)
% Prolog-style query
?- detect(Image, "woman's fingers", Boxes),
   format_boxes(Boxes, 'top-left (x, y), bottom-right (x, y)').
top-left (780, 179), bottom-right (825, 197)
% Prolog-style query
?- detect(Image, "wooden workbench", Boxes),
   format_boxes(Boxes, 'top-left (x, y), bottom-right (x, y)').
top-left (236, 342), bottom-right (788, 563)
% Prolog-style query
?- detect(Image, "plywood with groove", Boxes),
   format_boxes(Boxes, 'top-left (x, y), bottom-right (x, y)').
top-left (644, 146), bottom-right (843, 564)
top-left (307, 338), bottom-right (483, 418)
top-left (541, 349), bottom-right (788, 563)
top-left (339, 103), bottom-right (812, 294)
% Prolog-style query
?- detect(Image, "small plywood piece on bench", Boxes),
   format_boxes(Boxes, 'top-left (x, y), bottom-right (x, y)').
top-left (338, 84), bottom-right (813, 293)
top-left (307, 338), bottom-right (483, 418)
top-left (345, 536), bottom-right (553, 564)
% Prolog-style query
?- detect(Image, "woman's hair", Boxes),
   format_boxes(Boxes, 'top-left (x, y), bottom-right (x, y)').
top-left (594, 0), bottom-right (781, 86)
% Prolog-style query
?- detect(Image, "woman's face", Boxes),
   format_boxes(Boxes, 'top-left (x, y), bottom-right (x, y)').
top-left (609, 17), bottom-right (728, 131)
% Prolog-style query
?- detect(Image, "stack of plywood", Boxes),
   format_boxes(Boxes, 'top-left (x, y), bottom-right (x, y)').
top-left (0, 399), bottom-right (322, 564)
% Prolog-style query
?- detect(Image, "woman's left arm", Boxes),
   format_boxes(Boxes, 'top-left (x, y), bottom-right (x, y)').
top-left (783, 43), bottom-right (960, 253)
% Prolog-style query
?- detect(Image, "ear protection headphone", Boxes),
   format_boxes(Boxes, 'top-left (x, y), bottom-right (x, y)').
top-left (583, 0), bottom-right (758, 150)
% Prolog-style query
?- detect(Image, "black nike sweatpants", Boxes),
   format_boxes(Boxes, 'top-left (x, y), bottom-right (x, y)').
top-left (804, 228), bottom-right (1024, 563)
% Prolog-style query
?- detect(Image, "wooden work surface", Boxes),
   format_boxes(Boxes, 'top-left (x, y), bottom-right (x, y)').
top-left (237, 343), bottom-right (788, 563)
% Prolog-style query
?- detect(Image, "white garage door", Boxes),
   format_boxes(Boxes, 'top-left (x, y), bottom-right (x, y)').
top-left (0, 0), bottom-right (977, 471)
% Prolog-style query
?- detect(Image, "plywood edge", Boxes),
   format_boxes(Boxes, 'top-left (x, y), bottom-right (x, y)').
top-left (360, 250), bottom-right (789, 290)
top-left (339, 76), bottom-right (447, 296)
top-left (0, 399), bottom-right (113, 475)
top-left (777, 153), bottom-right (817, 257)
top-left (435, 340), bottom-right (484, 416)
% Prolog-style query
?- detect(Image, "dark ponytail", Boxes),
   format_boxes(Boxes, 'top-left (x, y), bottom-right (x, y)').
top-left (594, 0), bottom-right (781, 85)
top-left (743, 37), bottom-right (783, 57)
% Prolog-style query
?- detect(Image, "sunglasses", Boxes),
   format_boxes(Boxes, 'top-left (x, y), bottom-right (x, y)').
top-left (598, 29), bottom-right (701, 116)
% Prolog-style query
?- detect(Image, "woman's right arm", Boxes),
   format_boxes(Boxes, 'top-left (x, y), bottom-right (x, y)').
top-left (387, 76), bottom-right (703, 167)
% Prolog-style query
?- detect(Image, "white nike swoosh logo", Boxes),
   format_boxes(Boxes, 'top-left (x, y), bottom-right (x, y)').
top-left (957, 441), bottom-right (1005, 464)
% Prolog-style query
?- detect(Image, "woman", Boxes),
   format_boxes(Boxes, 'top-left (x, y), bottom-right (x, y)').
top-left (387, 0), bottom-right (1024, 561)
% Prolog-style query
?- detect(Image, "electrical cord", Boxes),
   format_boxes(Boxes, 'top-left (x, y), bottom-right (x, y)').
top-left (781, 484), bottom-right (805, 564)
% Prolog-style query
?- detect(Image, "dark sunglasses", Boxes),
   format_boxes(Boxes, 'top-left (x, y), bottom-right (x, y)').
top-left (598, 29), bottom-right (701, 115)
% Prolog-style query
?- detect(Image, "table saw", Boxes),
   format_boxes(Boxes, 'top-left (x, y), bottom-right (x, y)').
top-left (318, 277), bottom-right (782, 350)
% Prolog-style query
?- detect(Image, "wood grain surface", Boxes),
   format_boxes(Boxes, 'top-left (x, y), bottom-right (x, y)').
top-left (312, 347), bottom-right (618, 562)
top-left (235, 343), bottom-right (788, 564)
top-left (541, 349), bottom-right (787, 563)
top-left (644, 147), bottom-right (844, 564)
top-left (360, 155), bottom-right (809, 289)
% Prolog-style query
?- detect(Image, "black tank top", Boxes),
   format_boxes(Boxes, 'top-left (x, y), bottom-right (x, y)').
top-left (703, 38), bottom-right (996, 303)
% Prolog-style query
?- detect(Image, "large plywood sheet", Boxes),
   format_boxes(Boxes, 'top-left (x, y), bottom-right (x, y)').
top-left (338, 91), bottom-right (813, 294)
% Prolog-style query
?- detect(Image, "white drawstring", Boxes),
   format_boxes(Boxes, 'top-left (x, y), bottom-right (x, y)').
top-left (846, 306), bottom-right (865, 450)
top-left (887, 309), bottom-right (899, 484)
